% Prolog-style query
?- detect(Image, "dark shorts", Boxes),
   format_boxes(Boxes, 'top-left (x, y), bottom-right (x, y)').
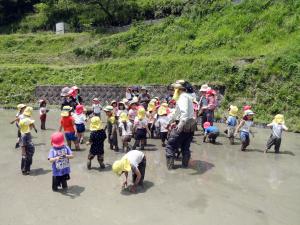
top-left (75, 124), bottom-right (85, 133)
top-left (65, 132), bottom-right (77, 141)
top-left (20, 133), bottom-right (32, 147)
top-left (135, 128), bottom-right (147, 140)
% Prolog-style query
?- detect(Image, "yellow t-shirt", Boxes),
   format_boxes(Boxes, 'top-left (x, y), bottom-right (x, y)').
top-left (19, 117), bottom-right (35, 134)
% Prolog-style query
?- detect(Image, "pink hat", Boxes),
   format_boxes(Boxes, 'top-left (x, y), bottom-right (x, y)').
top-left (76, 104), bottom-right (84, 115)
top-left (51, 132), bottom-right (65, 148)
top-left (206, 89), bottom-right (216, 96)
top-left (243, 105), bottom-right (252, 111)
top-left (203, 122), bottom-right (211, 129)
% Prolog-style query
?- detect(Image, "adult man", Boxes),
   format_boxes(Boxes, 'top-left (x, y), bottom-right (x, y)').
top-left (165, 80), bottom-right (197, 169)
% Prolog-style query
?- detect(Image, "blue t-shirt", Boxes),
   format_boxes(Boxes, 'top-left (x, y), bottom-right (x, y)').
top-left (48, 145), bottom-right (72, 177)
top-left (205, 126), bottom-right (219, 134)
top-left (227, 116), bottom-right (237, 127)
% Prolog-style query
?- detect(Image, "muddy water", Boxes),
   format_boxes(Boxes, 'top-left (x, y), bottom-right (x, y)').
top-left (0, 109), bottom-right (299, 225)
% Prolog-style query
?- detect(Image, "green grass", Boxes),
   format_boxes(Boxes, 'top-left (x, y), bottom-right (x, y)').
top-left (0, 0), bottom-right (300, 131)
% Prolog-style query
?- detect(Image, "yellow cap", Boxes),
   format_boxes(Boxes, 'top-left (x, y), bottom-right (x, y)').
top-left (90, 116), bottom-right (103, 131)
top-left (23, 107), bottom-right (33, 117)
top-left (17, 104), bottom-right (27, 110)
top-left (147, 101), bottom-right (155, 112)
top-left (273, 114), bottom-right (285, 124)
top-left (158, 106), bottom-right (167, 116)
top-left (112, 157), bottom-right (131, 176)
top-left (137, 107), bottom-right (146, 120)
top-left (119, 112), bottom-right (129, 122)
top-left (61, 105), bottom-right (72, 117)
top-left (229, 105), bottom-right (238, 116)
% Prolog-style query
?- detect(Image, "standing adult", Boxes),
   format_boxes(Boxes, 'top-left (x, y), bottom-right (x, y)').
top-left (125, 87), bottom-right (133, 101)
top-left (165, 80), bottom-right (197, 169)
top-left (70, 86), bottom-right (83, 105)
top-left (60, 87), bottom-right (72, 110)
top-left (138, 86), bottom-right (151, 109)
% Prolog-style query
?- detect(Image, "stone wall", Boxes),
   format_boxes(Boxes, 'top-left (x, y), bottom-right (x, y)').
top-left (35, 85), bottom-right (225, 104)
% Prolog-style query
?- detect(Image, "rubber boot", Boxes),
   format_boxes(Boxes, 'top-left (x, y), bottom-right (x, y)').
top-left (132, 140), bottom-right (139, 150)
top-left (61, 179), bottom-right (68, 190)
top-left (182, 155), bottom-right (190, 168)
top-left (229, 137), bottom-right (234, 145)
top-left (52, 176), bottom-right (59, 191)
top-left (166, 157), bottom-right (174, 170)
top-left (97, 155), bottom-right (105, 169)
top-left (87, 159), bottom-right (91, 170)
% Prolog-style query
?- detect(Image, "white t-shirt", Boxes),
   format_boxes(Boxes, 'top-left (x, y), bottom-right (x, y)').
top-left (39, 107), bottom-right (47, 115)
top-left (93, 104), bottom-right (102, 114)
top-left (128, 109), bottom-right (137, 121)
top-left (134, 117), bottom-right (148, 129)
top-left (155, 116), bottom-right (170, 132)
top-left (241, 120), bottom-right (253, 133)
top-left (171, 93), bottom-right (194, 121)
top-left (73, 113), bottom-right (86, 124)
top-left (119, 121), bottom-right (133, 136)
top-left (124, 150), bottom-right (145, 169)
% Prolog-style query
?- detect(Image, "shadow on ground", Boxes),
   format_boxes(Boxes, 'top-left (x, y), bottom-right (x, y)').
top-left (29, 168), bottom-right (51, 176)
top-left (120, 181), bottom-right (154, 196)
top-left (188, 160), bottom-right (215, 175)
top-left (60, 185), bottom-right (85, 199)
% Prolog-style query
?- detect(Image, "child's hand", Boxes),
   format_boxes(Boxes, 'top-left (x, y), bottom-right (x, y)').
top-left (122, 181), bottom-right (127, 189)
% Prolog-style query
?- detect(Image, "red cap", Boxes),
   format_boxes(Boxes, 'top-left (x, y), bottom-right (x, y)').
top-left (76, 104), bottom-right (84, 115)
top-left (243, 105), bottom-right (252, 111)
top-left (51, 132), bottom-right (65, 148)
top-left (206, 89), bottom-right (216, 96)
top-left (203, 122), bottom-right (211, 129)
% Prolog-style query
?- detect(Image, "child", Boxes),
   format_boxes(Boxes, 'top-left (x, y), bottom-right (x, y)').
top-left (73, 105), bottom-right (87, 144)
top-left (264, 114), bottom-right (288, 154)
top-left (119, 112), bottom-right (133, 152)
top-left (234, 110), bottom-right (255, 151)
top-left (10, 104), bottom-right (27, 149)
top-left (39, 99), bottom-right (48, 130)
top-left (155, 106), bottom-right (170, 147)
top-left (111, 100), bottom-right (118, 117)
top-left (92, 98), bottom-right (102, 117)
top-left (104, 106), bottom-right (119, 151)
top-left (203, 122), bottom-right (220, 144)
top-left (59, 106), bottom-right (80, 150)
top-left (112, 150), bottom-right (146, 193)
top-left (146, 100), bottom-right (157, 138)
top-left (87, 116), bottom-right (107, 169)
top-left (18, 107), bottom-right (37, 175)
top-left (128, 99), bottom-right (138, 124)
top-left (133, 107), bottom-right (150, 150)
top-left (226, 105), bottom-right (238, 145)
top-left (116, 101), bottom-right (128, 119)
top-left (48, 132), bottom-right (74, 191)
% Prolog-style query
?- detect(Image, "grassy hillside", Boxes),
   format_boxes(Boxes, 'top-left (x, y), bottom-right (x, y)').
top-left (0, 0), bottom-right (299, 131)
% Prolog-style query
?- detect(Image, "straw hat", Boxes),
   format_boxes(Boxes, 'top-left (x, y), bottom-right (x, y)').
top-left (171, 80), bottom-right (186, 89)
top-left (17, 104), bottom-right (27, 110)
top-left (61, 106), bottom-right (72, 117)
top-left (203, 122), bottom-right (211, 129)
top-left (51, 132), bottom-right (65, 148)
top-left (112, 157), bottom-right (131, 176)
top-left (23, 107), bottom-right (33, 117)
top-left (229, 105), bottom-right (238, 117)
top-left (200, 84), bottom-right (210, 92)
top-left (273, 114), bottom-right (285, 124)
top-left (90, 116), bottom-right (103, 131)
top-left (60, 87), bottom-right (71, 97)
top-left (71, 86), bottom-right (79, 90)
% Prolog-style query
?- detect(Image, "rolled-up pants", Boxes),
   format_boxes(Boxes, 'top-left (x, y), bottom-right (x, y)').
top-left (166, 129), bottom-right (193, 165)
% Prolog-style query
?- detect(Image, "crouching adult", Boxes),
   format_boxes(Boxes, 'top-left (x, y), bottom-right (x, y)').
top-left (112, 150), bottom-right (146, 193)
top-left (165, 80), bottom-right (197, 170)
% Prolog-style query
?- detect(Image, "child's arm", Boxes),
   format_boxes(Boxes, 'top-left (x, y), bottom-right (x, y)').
top-left (234, 120), bottom-right (245, 136)
top-left (30, 123), bottom-right (38, 133)
top-left (10, 118), bottom-right (18, 124)
top-left (266, 123), bottom-right (273, 127)
top-left (49, 156), bottom-right (60, 163)
top-left (282, 124), bottom-right (288, 131)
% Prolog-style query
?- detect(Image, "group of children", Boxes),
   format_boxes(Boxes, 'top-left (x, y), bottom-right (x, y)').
top-left (10, 85), bottom-right (289, 192)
